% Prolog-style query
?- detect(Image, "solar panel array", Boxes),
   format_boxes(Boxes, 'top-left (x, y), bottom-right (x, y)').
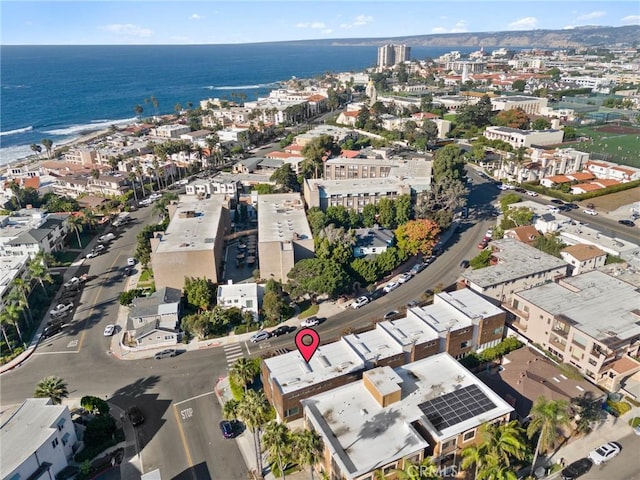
top-left (418, 384), bottom-right (497, 431)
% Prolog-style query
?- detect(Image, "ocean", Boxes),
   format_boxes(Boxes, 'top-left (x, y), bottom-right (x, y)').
top-left (0, 44), bottom-right (474, 165)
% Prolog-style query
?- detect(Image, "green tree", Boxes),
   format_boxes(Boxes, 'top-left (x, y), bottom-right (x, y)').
top-left (376, 198), bottom-right (396, 229)
top-left (236, 389), bottom-right (272, 473)
top-left (511, 80), bottom-right (526, 92)
top-left (361, 203), bottom-right (378, 228)
top-left (306, 207), bottom-right (327, 235)
top-left (533, 234), bottom-right (566, 258)
top-left (292, 429), bottom-right (323, 480)
top-left (461, 443), bottom-right (488, 480)
top-left (223, 399), bottom-right (239, 421)
top-left (1, 301), bottom-right (24, 345)
top-left (477, 453), bottom-right (517, 480)
top-left (262, 420), bottom-right (292, 479)
top-left (255, 183), bottom-right (276, 194)
top-left (30, 143), bottom-right (42, 158)
top-left (527, 397), bottom-right (571, 474)
top-left (482, 420), bottom-right (527, 466)
top-left (80, 396), bottom-right (110, 415)
top-left (270, 163), bottom-right (299, 192)
top-left (350, 257), bottom-right (380, 284)
top-left (286, 258), bottom-right (351, 300)
top-left (531, 118), bottom-right (551, 130)
top-left (134, 104), bottom-right (144, 117)
top-left (41, 138), bottom-right (53, 159)
top-left (230, 357), bottom-right (260, 392)
top-left (262, 290), bottom-right (289, 323)
top-left (395, 194), bottom-right (412, 225)
top-left (183, 277), bottom-right (216, 312)
top-left (432, 145), bottom-right (466, 183)
top-left (395, 219), bottom-right (441, 257)
top-left (501, 206), bottom-right (534, 229)
top-left (34, 376), bottom-right (69, 404)
top-left (499, 193), bottom-right (522, 212)
top-left (67, 214), bottom-right (85, 249)
top-left (324, 205), bottom-right (350, 228)
top-left (470, 249), bottom-right (493, 269)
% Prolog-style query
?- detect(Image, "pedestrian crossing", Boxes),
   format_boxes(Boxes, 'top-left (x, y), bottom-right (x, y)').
top-left (224, 343), bottom-right (245, 369)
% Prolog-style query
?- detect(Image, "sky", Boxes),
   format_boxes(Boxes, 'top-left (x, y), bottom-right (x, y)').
top-left (1, 0), bottom-right (639, 45)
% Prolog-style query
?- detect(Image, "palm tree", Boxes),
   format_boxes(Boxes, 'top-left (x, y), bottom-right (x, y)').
top-left (9, 181), bottom-right (22, 208)
top-left (0, 302), bottom-right (23, 346)
top-left (128, 172), bottom-right (139, 204)
top-left (82, 208), bottom-right (97, 232)
top-left (262, 420), bottom-right (292, 480)
top-left (134, 104), bottom-right (144, 118)
top-left (0, 312), bottom-right (14, 353)
top-left (230, 357), bottom-right (259, 392)
top-left (28, 251), bottom-right (53, 296)
top-left (236, 389), bottom-right (272, 474)
top-left (527, 396), bottom-right (571, 473)
top-left (41, 138), bottom-right (53, 159)
top-left (10, 278), bottom-right (33, 326)
top-left (461, 443), bottom-right (488, 480)
top-left (135, 164), bottom-right (146, 198)
top-left (222, 399), bottom-right (239, 421)
top-left (394, 456), bottom-right (440, 480)
top-left (30, 144), bottom-right (42, 158)
top-left (151, 158), bottom-right (162, 190)
top-left (34, 376), bottom-right (69, 404)
top-left (67, 214), bottom-right (85, 249)
top-left (482, 420), bottom-right (527, 466)
top-left (476, 453), bottom-right (517, 480)
top-left (292, 429), bottom-right (323, 480)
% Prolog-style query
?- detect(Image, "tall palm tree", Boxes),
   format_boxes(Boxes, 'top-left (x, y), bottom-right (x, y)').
top-left (67, 214), bottom-right (85, 249)
top-left (10, 278), bottom-right (33, 326)
top-left (41, 138), bottom-right (53, 159)
top-left (482, 420), bottom-right (527, 466)
top-left (230, 357), bottom-right (259, 392)
top-left (151, 158), bottom-right (162, 190)
top-left (28, 251), bottom-right (53, 296)
top-left (82, 208), bottom-right (97, 232)
top-left (461, 443), bottom-right (488, 480)
top-left (262, 420), bottom-right (292, 480)
top-left (236, 389), bottom-right (272, 474)
top-left (128, 172), bottom-right (139, 204)
top-left (222, 399), bottom-right (239, 421)
top-left (527, 396), bottom-right (571, 473)
top-left (0, 302), bottom-right (23, 346)
top-left (34, 376), bottom-right (69, 404)
top-left (0, 312), bottom-right (14, 353)
top-left (476, 453), bottom-right (517, 480)
top-left (135, 164), bottom-right (146, 198)
top-left (292, 429), bottom-right (323, 480)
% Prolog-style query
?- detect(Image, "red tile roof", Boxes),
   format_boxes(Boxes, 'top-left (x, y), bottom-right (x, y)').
top-left (572, 183), bottom-right (602, 192)
top-left (340, 150), bottom-right (361, 158)
top-left (567, 172), bottom-right (595, 181)
top-left (545, 175), bottom-right (571, 184)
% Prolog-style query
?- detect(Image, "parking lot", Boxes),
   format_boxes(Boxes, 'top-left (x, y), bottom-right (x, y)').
top-left (223, 232), bottom-right (258, 284)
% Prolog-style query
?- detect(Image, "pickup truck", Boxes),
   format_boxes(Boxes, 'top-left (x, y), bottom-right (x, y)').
top-left (63, 274), bottom-right (89, 289)
top-left (97, 233), bottom-right (115, 244)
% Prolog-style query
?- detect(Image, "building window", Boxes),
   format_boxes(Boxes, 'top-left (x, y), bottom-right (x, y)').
top-left (52, 437), bottom-right (59, 448)
top-left (463, 429), bottom-right (476, 442)
top-left (383, 463), bottom-right (397, 474)
top-left (460, 341), bottom-right (469, 348)
top-left (493, 327), bottom-right (503, 335)
top-left (284, 407), bottom-right (299, 418)
top-left (62, 432), bottom-right (71, 446)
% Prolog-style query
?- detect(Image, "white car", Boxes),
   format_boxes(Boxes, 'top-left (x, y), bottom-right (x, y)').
top-left (127, 257), bottom-right (136, 266)
top-left (397, 273), bottom-right (413, 284)
top-left (548, 206), bottom-right (560, 214)
top-left (583, 209), bottom-right (598, 216)
top-left (497, 184), bottom-right (509, 190)
top-left (383, 281), bottom-right (399, 294)
top-left (485, 229), bottom-right (493, 238)
top-left (351, 296), bottom-right (369, 309)
top-left (103, 324), bottom-right (115, 336)
top-left (50, 302), bottom-right (74, 317)
top-left (526, 191), bottom-right (538, 197)
top-left (300, 316), bottom-right (320, 328)
top-left (588, 442), bottom-right (621, 465)
top-left (250, 331), bottom-right (271, 343)
top-left (64, 277), bottom-right (81, 289)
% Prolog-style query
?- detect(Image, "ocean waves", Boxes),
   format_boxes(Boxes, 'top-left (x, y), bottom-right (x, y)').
top-left (0, 125), bottom-right (33, 137)
top-left (203, 82), bottom-right (280, 90)
top-left (42, 117), bottom-right (139, 136)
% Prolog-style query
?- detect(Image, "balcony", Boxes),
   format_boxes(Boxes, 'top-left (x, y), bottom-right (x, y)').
top-left (552, 327), bottom-right (568, 338)
top-left (549, 336), bottom-right (567, 351)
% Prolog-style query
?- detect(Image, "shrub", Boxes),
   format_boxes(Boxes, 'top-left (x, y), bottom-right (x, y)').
top-left (228, 375), bottom-right (245, 401)
top-left (607, 400), bottom-right (632, 416)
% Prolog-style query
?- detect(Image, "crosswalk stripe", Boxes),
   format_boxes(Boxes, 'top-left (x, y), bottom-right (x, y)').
top-left (226, 352), bottom-right (244, 360)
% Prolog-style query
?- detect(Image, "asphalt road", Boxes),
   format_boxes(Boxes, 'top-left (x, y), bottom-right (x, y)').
top-left (581, 432), bottom-right (640, 480)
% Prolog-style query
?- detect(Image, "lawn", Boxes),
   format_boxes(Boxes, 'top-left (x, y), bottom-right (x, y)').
top-left (562, 125), bottom-right (640, 168)
top-left (139, 269), bottom-right (153, 282)
top-left (52, 250), bottom-right (80, 266)
top-left (297, 301), bottom-right (319, 319)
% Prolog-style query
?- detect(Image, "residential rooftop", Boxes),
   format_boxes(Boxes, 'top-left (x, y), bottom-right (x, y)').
top-left (0, 398), bottom-right (68, 477)
top-left (460, 238), bottom-right (568, 289)
top-left (153, 195), bottom-right (226, 254)
top-left (305, 177), bottom-right (413, 197)
top-left (257, 193), bottom-right (312, 243)
top-left (342, 327), bottom-right (404, 364)
top-left (0, 254), bottom-right (29, 300)
top-left (515, 270), bottom-right (640, 345)
top-left (302, 353), bottom-right (513, 479)
top-left (263, 339), bottom-right (366, 395)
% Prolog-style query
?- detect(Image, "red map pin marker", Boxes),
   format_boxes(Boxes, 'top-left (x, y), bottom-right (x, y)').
top-left (295, 328), bottom-right (320, 363)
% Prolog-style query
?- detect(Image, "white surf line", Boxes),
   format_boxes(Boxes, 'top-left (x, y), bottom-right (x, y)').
top-left (173, 391), bottom-right (216, 406)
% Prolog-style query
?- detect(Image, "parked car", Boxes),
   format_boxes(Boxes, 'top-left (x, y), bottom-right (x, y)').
top-left (98, 233), bottom-right (116, 244)
top-left (551, 199), bottom-right (565, 205)
top-left (460, 259), bottom-right (470, 268)
top-left (406, 300), bottom-right (420, 308)
top-left (63, 275), bottom-right (87, 289)
top-left (410, 262), bottom-right (426, 275)
top-left (351, 296), bottom-right (370, 309)
top-left (383, 310), bottom-right (399, 320)
top-left (561, 458), bottom-right (593, 480)
top-left (583, 209), bottom-right (598, 216)
top-left (219, 420), bottom-right (236, 439)
top-left (50, 302), bottom-right (74, 317)
top-left (397, 273), bottom-right (413, 284)
top-left (127, 406), bottom-right (144, 426)
top-left (478, 240), bottom-right (489, 249)
top-left (383, 281), bottom-right (399, 294)
top-left (588, 442), bottom-right (621, 465)
top-left (271, 325), bottom-right (294, 337)
top-left (514, 187), bottom-right (526, 193)
top-left (618, 219), bottom-right (635, 227)
top-left (103, 324), bottom-right (115, 337)
top-left (548, 206), bottom-right (560, 214)
top-left (300, 316), bottom-right (320, 328)
top-left (485, 229), bottom-right (493, 238)
top-left (526, 190), bottom-right (538, 197)
top-left (122, 266), bottom-right (134, 277)
top-left (127, 257), bottom-right (136, 266)
top-left (154, 349), bottom-right (177, 359)
top-left (86, 245), bottom-right (105, 259)
top-left (42, 322), bottom-right (64, 338)
top-left (250, 331), bottom-right (271, 343)
top-left (565, 203), bottom-right (579, 210)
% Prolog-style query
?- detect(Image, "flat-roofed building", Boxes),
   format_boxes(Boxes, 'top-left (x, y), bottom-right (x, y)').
top-left (257, 194), bottom-right (314, 283)
top-left (0, 254), bottom-right (29, 311)
top-left (1, 398), bottom-right (79, 480)
top-left (342, 327), bottom-right (405, 369)
top-left (63, 148), bottom-right (98, 165)
top-left (150, 195), bottom-right (231, 290)
top-left (302, 353), bottom-right (513, 479)
top-left (459, 239), bottom-right (570, 304)
top-left (484, 126), bottom-right (564, 148)
top-left (509, 271), bottom-right (640, 391)
top-left (491, 95), bottom-right (548, 115)
top-left (154, 124), bottom-right (191, 139)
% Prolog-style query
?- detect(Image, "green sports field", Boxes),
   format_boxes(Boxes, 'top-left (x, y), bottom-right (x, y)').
top-left (567, 125), bottom-right (640, 168)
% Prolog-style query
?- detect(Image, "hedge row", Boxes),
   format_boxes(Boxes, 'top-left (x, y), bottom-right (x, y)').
top-left (460, 337), bottom-right (523, 369)
top-left (521, 179), bottom-right (640, 202)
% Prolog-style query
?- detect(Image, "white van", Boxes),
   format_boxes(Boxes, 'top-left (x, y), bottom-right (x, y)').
top-left (97, 233), bottom-right (115, 244)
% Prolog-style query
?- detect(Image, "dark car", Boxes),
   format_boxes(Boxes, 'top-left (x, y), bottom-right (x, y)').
top-left (551, 199), bottom-right (565, 205)
top-left (618, 219), bottom-right (636, 227)
top-left (514, 187), bottom-right (526, 193)
top-left (460, 259), bottom-right (470, 268)
top-left (271, 325), bottom-right (293, 337)
top-left (127, 406), bottom-right (144, 426)
top-left (42, 322), bottom-right (64, 338)
top-left (565, 203), bottom-right (579, 210)
top-left (219, 420), bottom-right (236, 439)
top-left (561, 458), bottom-right (593, 480)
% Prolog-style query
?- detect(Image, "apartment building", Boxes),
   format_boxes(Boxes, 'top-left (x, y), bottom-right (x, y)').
top-left (444, 60), bottom-right (486, 74)
top-left (509, 271), bottom-right (640, 391)
top-left (216, 281), bottom-right (262, 321)
top-left (459, 239), bottom-right (570, 304)
top-left (490, 96), bottom-right (548, 115)
top-left (53, 172), bottom-right (131, 198)
top-left (560, 244), bottom-right (607, 275)
top-left (484, 126), bottom-right (564, 148)
top-left (1, 398), bottom-right (79, 480)
top-left (377, 44), bottom-right (411, 69)
top-left (261, 289), bottom-right (507, 421)
top-left (150, 195), bottom-right (231, 290)
top-left (301, 354), bottom-right (513, 480)
top-left (185, 178), bottom-right (241, 202)
top-left (585, 160), bottom-right (640, 183)
top-left (153, 124), bottom-right (191, 139)
top-left (0, 211), bottom-right (70, 258)
top-left (0, 254), bottom-right (29, 311)
top-left (257, 194), bottom-right (314, 283)
top-left (63, 148), bottom-right (99, 165)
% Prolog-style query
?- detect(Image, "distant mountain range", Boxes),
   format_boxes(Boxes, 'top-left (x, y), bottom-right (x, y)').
top-left (278, 25), bottom-right (640, 48)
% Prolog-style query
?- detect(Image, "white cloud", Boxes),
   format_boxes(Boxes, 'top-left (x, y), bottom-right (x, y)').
top-left (563, 25), bottom-right (576, 30)
top-left (578, 11), bottom-right (606, 20)
top-left (340, 14), bottom-right (373, 29)
top-left (100, 24), bottom-right (153, 38)
top-left (620, 15), bottom-right (640, 25)
top-left (508, 17), bottom-right (538, 30)
top-left (431, 27), bottom-right (447, 34)
top-left (451, 20), bottom-right (468, 33)
top-left (190, 14), bottom-right (204, 21)
top-left (322, 29), bottom-right (333, 34)
top-left (295, 21), bottom-right (327, 29)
